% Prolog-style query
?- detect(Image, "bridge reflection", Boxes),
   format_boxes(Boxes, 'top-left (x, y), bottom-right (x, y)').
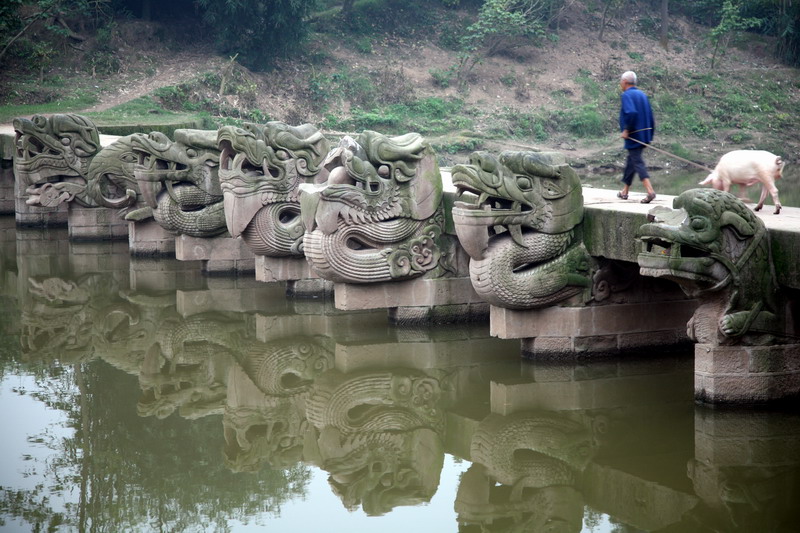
top-left (3, 226), bottom-right (800, 531)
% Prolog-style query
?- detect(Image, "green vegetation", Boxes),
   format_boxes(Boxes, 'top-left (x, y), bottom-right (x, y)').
top-left (324, 97), bottom-right (472, 135)
top-left (0, 0), bottom-right (798, 178)
top-left (0, 92), bottom-right (98, 122)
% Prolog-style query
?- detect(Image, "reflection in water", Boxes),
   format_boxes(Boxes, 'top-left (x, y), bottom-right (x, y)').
top-left (224, 335), bottom-right (333, 472)
top-left (458, 410), bottom-right (594, 532)
top-left (2, 225), bottom-right (800, 532)
top-left (305, 368), bottom-right (447, 515)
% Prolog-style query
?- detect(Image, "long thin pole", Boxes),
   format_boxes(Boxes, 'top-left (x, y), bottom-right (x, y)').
top-left (627, 137), bottom-right (715, 173)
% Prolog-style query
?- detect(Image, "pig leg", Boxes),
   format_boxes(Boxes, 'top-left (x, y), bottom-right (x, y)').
top-left (736, 184), bottom-right (749, 201)
top-left (755, 186), bottom-right (767, 211)
top-left (755, 184), bottom-right (781, 214)
top-left (768, 184), bottom-right (782, 214)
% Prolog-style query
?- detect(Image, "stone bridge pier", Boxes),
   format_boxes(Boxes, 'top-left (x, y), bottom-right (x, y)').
top-left (482, 186), bottom-right (800, 405)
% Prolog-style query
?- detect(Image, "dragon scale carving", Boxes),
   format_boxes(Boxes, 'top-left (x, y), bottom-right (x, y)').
top-left (302, 131), bottom-right (453, 284)
top-left (151, 183), bottom-right (227, 237)
top-left (638, 188), bottom-right (792, 345)
top-left (218, 121), bottom-right (330, 256)
top-left (452, 151), bottom-right (592, 309)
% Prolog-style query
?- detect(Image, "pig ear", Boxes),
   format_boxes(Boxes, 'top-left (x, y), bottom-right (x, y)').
top-left (720, 211), bottom-right (755, 238)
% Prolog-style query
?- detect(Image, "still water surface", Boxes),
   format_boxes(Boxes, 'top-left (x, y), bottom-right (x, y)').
top-left (1, 223), bottom-right (799, 532)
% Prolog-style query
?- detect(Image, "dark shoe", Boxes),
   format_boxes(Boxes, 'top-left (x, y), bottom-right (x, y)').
top-left (617, 191), bottom-right (628, 200)
top-left (641, 193), bottom-right (656, 204)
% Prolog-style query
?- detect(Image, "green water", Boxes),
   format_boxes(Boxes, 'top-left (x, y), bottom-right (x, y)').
top-left (1, 224), bottom-right (799, 533)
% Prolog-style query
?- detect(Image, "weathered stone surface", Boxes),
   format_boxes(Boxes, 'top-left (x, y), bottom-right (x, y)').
top-left (256, 255), bottom-right (317, 282)
top-left (451, 150), bottom-right (591, 310)
top-left (131, 129), bottom-right (225, 237)
top-left (302, 131), bottom-right (455, 284)
top-left (128, 219), bottom-right (176, 256)
top-left (334, 276), bottom-right (484, 310)
top-left (694, 343), bottom-right (800, 404)
top-left (175, 234), bottom-right (253, 261)
top-left (68, 206), bottom-right (129, 241)
top-left (638, 188), bottom-right (792, 346)
top-left (492, 300), bottom-right (696, 339)
top-left (217, 121), bottom-right (330, 257)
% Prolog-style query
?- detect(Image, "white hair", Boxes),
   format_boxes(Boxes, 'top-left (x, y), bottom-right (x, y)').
top-left (621, 71), bottom-right (637, 85)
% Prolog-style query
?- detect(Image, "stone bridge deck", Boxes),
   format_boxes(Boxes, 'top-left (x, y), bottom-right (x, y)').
top-left (580, 187), bottom-right (800, 290)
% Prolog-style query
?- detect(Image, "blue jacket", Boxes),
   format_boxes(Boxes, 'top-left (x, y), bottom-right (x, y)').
top-left (619, 86), bottom-right (654, 150)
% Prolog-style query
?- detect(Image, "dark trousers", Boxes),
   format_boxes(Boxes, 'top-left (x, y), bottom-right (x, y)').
top-left (622, 146), bottom-right (650, 185)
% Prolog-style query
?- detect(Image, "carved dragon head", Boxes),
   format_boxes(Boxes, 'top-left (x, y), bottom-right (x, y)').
top-left (217, 121), bottom-right (329, 247)
top-left (84, 135), bottom-right (140, 209)
top-left (638, 188), bottom-right (769, 298)
top-left (638, 188), bottom-right (785, 344)
top-left (131, 129), bottom-right (222, 209)
top-left (301, 131), bottom-right (442, 235)
top-left (13, 113), bottom-right (101, 185)
top-left (451, 150), bottom-right (584, 260)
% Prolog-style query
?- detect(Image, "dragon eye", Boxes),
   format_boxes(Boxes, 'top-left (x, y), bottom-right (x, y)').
top-left (516, 177), bottom-right (532, 190)
top-left (186, 149), bottom-right (197, 158)
top-left (61, 137), bottom-right (71, 146)
top-left (690, 217), bottom-right (708, 231)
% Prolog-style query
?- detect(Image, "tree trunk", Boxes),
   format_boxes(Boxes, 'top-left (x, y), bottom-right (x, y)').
top-left (598, 0), bottom-right (612, 42)
top-left (660, 0), bottom-right (669, 50)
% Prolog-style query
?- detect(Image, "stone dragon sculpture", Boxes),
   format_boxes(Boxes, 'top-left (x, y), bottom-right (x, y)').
top-left (301, 131), bottom-right (456, 284)
top-left (638, 188), bottom-right (792, 345)
top-left (129, 129), bottom-right (227, 237)
top-left (217, 121), bottom-right (330, 256)
top-left (451, 150), bottom-right (592, 309)
top-left (303, 368), bottom-right (445, 515)
top-left (13, 113), bottom-right (141, 211)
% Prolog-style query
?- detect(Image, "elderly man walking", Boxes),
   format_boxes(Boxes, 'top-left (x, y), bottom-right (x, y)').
top-left (617, 70), bottom-right (656, 203)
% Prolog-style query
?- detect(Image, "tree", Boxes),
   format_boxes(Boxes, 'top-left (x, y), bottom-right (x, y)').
top-left (708, 0), bottom-right (762, 69)
top-left (194, 0), bottom-right (317, 71)
top-left (454, 0), bottom-right (551, 88)
top-left (597, 0), bottom-right (624, 43)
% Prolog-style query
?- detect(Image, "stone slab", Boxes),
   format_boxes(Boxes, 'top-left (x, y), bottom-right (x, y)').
top-left (68, 206), bottom-right (128, 241)
top-left (0, 165), bottom-right (14, 215)
top-left (492, 299), bottom-right (697, 339)
top-left (256, 255), bottom-right (317, 282)
top-left (694, 343), bottom-right (800, 404)
top-left (176, 234), bottom-right (254, 261)
top-left (128, 220), bottom-right (175, 257)
top-left (334, 276), bottom-right (484, 311)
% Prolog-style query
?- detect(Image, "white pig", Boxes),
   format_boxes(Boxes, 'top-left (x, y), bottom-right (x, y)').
top-left (699, 150), bottom-right (785, 214)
